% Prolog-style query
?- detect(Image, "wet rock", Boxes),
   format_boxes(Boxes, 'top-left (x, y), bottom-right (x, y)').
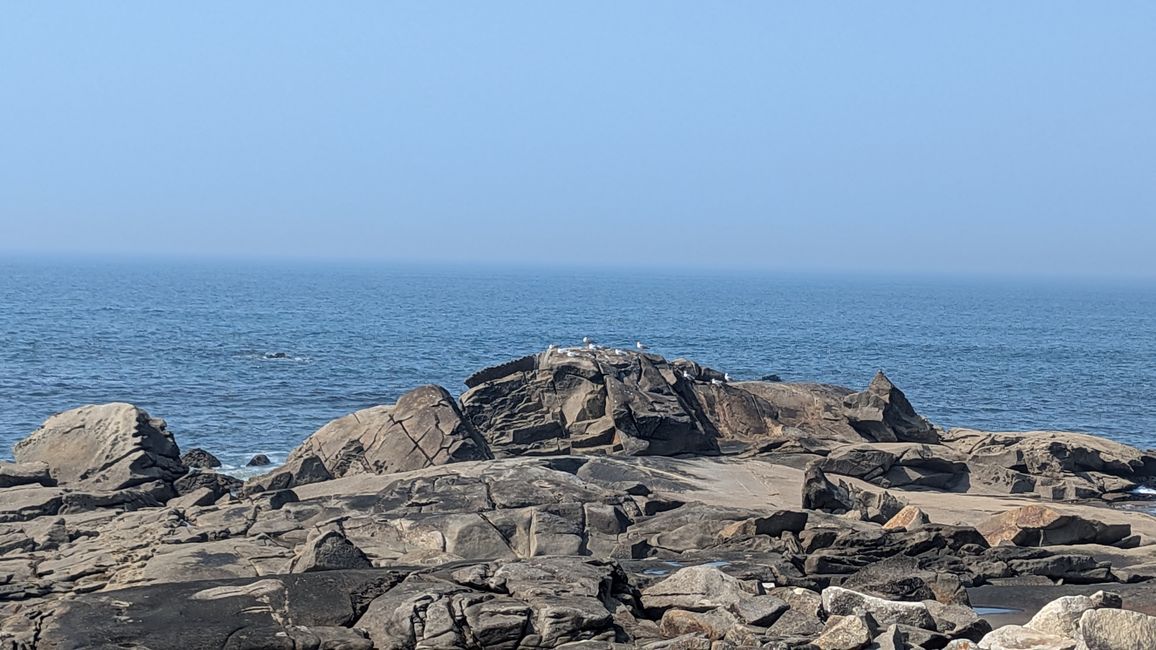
top-left (246, 453), bottom-right (271, 467)
top-left (287, 385), bottom-right (491, 478)
top-left (13, 403), bottom-right (186, 491)
top-left (976, 505), bottom-right (1131, 547)
top-left (180, 448), bottom-right (221, 469)
top-left (843, 371), bottom-right (939, 444)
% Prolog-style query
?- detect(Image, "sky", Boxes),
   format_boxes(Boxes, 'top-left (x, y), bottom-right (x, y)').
top-left (1, 3), bottom-right (1154, 277)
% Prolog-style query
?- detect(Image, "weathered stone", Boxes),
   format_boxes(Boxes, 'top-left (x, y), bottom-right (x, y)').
top-left (883, 505), bottom-right (930, 531)
top-left (1024, 594), bottom-right (1095, 640)
top-left (0, 461), bottom-right (54, 489)
top-left (658, 608), bottom-right (741, 641)
top-left (924, 600), bottom-right (992, 641)
top-left (174, 470), bottom-right (243, 500)
top-left (976, 505), bottom-right (1130, 547)
top-left (1077, 607), bottom-right (1156, 650)
top-left (169, 487), bottom-right (218, 509)
top-left (730, 594), bottom-right (789, 627)
top-left (180, 448), bottom-right (221, 469)
top-left (815, 611), bottom-right (874, 650)
top-left (246, 453), bottom-right (271, 467)
top-left (978, 624), bottom-right (1076, 650)
top-left (289, 530), bottom-right (373, 573)
top-left (286, 385), bottom-right (491, 478)
top-left (245, 454), bottom-right (332, 493)
top-left (843, 371), bottom-right (938, 444)
top-left (13, 403), bottom-right (186, 491)
top-left (641, 565), bottom-right (759, 613)
top-left (822, 586), bottom-right (936, 630)
top-left (461, 348), bottom-right (719, 457)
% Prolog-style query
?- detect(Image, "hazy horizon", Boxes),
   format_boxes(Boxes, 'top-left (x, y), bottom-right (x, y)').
top-left (3, 3), bottom-right (1154, 278)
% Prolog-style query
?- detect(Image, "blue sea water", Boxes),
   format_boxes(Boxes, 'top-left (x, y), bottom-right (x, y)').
top-left (2, 258), bottom-right (1154, 470)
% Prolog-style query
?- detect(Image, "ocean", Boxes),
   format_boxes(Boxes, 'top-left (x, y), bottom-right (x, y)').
top-left (2, 258), bottom-right (1154, 472)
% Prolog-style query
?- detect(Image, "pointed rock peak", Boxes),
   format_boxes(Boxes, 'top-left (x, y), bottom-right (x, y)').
top-left (868, 370), bottom-right (895, 393)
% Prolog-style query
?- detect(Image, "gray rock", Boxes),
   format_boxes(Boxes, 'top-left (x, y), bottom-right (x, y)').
top-left (822, 586), bottom-right (936, 630)
top-left (815, 610), bottom-right (874, 650)
top-left (13, 403), bottom-right (186, 491)
top-left (0, 461), bottom-right (55, 489)
top-left (1077, 607), bottom-right (1156, 650)
top-left (843, 371), bottom-right (938, 444)
top-left (180, 448), bottom-right (221, 469)
top-left (1025, 594), bottom-right (1096, 640)
top-left (246, 453), bottom-right (271, 467)
top-left (289, 530), bottom-right (373, 573)
top-left (641, 565), bottom-right (759, 613)
top-left (978, 624), bottom-right (1076, 650)
top-left (460, 348), bottom-right (719, 457)
top-left (286, 385), bottom-right (491, 478)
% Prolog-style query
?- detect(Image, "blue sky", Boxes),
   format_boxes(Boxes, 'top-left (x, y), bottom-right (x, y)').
top-left (1, 3), bottom-right (1154, 276)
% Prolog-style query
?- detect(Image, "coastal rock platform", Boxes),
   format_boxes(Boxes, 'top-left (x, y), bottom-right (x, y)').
top-left (3, 347), bottom-right (1155, 649)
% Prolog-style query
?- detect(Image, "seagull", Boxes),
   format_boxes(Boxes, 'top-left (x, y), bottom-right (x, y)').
top-left (547, 344), bottom-right (558, 352)
top-left (566, 351), bottom-right (578, 358)
top-left (681, 371), bottom-right (693, 380)
top-left (582, 336), bottom-right (595, 346)
top-left (635, 341), bottom-right (649, 351)
top-left (711, 378), bottom-right (724, 386)
top-left (724, 373), bottom-right (731, 382)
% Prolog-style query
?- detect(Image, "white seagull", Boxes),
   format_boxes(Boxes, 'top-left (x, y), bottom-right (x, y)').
top-left (635, 341), bottom-right (649, 351)
top-left (711, 378), bottom-right (724, 386)
top-left (724, 373), bottom-right (731, 382)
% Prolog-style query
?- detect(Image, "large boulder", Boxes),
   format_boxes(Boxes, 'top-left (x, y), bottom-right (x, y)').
top-left (1077, 607), bottom-right (1156, 650)
top-left (12, 403), bottom-right (185, 491)
top-left (284, 385), bottom-right (491, 478)
top-left (975, 505), bottom-right (1130, 547)
top-left (640, 565), bottom-right (760, 613)
top-left (843, 371), bottom-right (939, 444)
top-left (460, 349), bottom-right (719, 457)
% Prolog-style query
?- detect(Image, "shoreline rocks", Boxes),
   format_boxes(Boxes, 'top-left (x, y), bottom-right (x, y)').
top-left (4, 347), bottom-right (1156, 649)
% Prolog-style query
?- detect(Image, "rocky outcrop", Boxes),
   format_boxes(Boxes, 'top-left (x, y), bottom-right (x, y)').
top-left (5, 349), bottom-right (1156, 649)
top-left (460, 348), bottom-right (719, 457)
top-left (843, 371), bottom-right (939, 444)
top-left (13, 403), bottom-right (186, 491)
top-left (284, 385), bottom-right (491, 479)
